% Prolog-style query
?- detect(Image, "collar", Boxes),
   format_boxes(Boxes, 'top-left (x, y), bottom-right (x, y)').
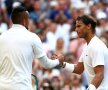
top-left (12, 24), bottom-right (27, 30)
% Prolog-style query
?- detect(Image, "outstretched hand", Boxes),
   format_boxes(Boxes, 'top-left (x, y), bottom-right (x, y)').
top-left (52, 54), bottom-right (65, 67)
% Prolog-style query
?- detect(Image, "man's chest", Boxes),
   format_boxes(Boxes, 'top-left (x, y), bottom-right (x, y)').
top-left (82, 49), bottom-right (93, 67)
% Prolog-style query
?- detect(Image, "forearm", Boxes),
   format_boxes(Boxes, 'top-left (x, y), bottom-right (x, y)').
top-left (73, 64), bottom-right (83, 74)
top-left (87, 65), bottom-right (104, 90)
top-left (91, 73), bottom-right (104, 88)
top-left (87, 73), bottom-right (104, 90)
top-left (63, 62), bottom-right (84, 74)
top-left (38, 56), bottom-right (59, 69)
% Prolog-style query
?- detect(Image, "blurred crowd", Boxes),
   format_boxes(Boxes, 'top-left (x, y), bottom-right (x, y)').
top-left (0, 0), bottom-right (108, 90)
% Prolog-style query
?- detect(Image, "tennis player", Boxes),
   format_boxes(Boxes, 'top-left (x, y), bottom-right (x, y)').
top-left (0, 6), bottom-right (64, 90)
top-left (61, 15), bottom-right (108, 90)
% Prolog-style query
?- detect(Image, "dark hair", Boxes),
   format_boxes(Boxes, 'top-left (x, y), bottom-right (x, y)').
top-left (11, 6), bottom-right (27, 24)
top-left (76, 15), bottom-right (97, 33)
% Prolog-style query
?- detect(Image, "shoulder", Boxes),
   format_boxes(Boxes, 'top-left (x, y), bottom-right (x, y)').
top-left (0, 28), bottom-right (11, 37)
top-left (90, 36), bottom-right (107, 52)
top-left (91, 36), bottom-right (106, 47)
top-left (30, 32), bottom-right (41, 43)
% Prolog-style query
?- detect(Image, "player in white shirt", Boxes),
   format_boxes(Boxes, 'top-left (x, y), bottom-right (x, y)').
top-left (60, 15), bottom-right (108, 90)
top-left (0, 6), bottom-right (64, 90)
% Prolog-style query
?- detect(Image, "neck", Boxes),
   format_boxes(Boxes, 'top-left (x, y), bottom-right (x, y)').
top-left (85, 32), bottom-right (95, 44)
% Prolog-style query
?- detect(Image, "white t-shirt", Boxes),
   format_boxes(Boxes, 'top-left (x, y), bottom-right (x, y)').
top-left (79, 36), bottom-right (108, 90)
top-left (0, 24), bottom-right (46, 90)
top-left (0, 23), bottom-right (8, 34)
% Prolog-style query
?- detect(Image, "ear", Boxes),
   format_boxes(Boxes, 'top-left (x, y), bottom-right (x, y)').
top-left (23, 19), bottom-right (26, 26)
top-left (86, 24), bottom-right (91, 30)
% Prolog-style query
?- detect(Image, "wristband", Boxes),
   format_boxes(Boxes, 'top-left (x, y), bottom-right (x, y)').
top-left (87, 84), bottom-right (96, 90)
top-left (64, 62), bottom-right (74, 73)
top-left (61, 62), bottom-right (66, 68)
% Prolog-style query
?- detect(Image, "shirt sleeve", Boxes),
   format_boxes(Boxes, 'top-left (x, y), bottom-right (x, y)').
top-left (91, 47), bottom-right (104, 67)
top-left (32, 33), bottom-right (46, 59)
top-left (38, 56), bottom-right (59, 69)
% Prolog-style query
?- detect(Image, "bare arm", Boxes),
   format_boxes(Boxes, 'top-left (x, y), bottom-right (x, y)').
top-left (73, 62), bottom-right (84, 74)
top-left (91, 65), bottom-right (104, 88)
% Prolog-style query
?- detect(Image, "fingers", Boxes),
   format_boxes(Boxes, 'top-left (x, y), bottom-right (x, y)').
top-left (52, 54), bottom-right (65, 65)
top-left (52, 53), bottom-right (63, 59)
top-left (52, 53), bottom-right (65, 67)
top-left (52, 54), bottom-right (58, 59)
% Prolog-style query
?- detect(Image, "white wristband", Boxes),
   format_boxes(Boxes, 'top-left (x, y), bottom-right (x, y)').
top-left (87, 84), bottom-right (96, 90)
top-left (64, 62), bottom-right (74, 73)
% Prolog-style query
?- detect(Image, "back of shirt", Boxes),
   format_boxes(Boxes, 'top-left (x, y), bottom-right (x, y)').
top-left (0, 24), bottom-right (45, 90)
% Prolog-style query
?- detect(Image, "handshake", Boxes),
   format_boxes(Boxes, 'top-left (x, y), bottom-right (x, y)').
top-left (52, 54), bottom-right (66, 68)
top-left (51, 54), bottom-right (75, 73)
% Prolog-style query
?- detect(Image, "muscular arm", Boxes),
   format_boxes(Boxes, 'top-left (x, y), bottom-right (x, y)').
top-left (91, 65), bottom-right (104, 88)
top-left (73, 62), bottom-right (84, 74)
